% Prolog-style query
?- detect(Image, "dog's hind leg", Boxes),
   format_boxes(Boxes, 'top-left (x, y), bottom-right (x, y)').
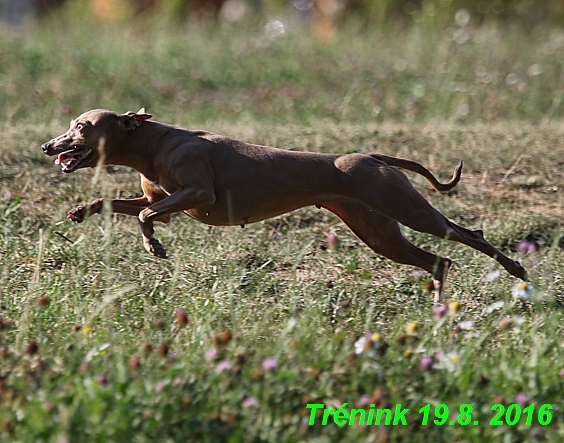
top-left (338, 158), bottom-right (527, 282)
top-left (410, 216), bottom-right (527, 281)
top-left (321, 200), bottom-right (451, 302)
top-left (379, 195), bottom-right (527, 282)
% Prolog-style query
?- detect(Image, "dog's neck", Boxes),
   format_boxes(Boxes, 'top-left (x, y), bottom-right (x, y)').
top-left (105, 121), bottom-right (171, 181)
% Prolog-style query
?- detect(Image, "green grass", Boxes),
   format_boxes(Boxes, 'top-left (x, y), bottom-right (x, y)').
top-left (1, 13), bottom-right (564, 443)
top-left (2, 13), bottom-right (564, 126)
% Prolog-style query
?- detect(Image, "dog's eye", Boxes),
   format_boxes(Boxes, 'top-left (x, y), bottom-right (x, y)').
top-left (75, 122), bottom-right (85, 130)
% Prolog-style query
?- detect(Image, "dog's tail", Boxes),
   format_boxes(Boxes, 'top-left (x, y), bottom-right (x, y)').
top-left (371, 154), bottom-right (464, 192)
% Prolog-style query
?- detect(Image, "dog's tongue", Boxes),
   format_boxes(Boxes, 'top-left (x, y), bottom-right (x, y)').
top-left (55, 152), bottom-right (71, 165)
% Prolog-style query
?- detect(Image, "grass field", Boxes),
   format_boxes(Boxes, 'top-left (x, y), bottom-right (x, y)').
top-left (1, 10), bottom-right (564, 443)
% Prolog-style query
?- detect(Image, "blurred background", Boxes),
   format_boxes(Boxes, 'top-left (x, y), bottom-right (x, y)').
top-left (0, 0), bottom-right (563, 125)
top-left (1, 0), bottom-right (563, 29)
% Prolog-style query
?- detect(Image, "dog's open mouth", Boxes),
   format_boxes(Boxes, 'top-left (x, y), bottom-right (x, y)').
top-left (54, 146), bottom-right (92, 173)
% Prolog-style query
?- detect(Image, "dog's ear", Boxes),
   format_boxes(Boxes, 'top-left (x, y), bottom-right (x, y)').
top-left (120, 110), bottom-right (153, 131)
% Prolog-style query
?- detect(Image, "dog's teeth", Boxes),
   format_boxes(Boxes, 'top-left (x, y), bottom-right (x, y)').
top-left (54, 158), bottom-right (60, 165)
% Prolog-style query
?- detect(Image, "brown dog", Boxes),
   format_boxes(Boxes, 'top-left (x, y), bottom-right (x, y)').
top-left (41, 109), bottom-right (527, 301)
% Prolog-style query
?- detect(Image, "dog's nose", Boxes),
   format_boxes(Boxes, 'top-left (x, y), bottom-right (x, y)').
top-left (41, 142), bottom-right (52, 154)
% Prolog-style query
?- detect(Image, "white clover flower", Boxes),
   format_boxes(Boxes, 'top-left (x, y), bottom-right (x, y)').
top-left (354, 333), bottom-right (382, 357)
top-left (436, 351), bottom-right (461, 372)
top-left (448, 351), bottom-right (460, 364)
top-left (512, 282), bottom-right (535, 299)
top-left (485, 270), bottom-right (501, 282)
top-left (483, 301), bottom-right (504, 314)
top-left (354, 336), bottom-right (368, 355)
top-left (513, 315), bottom-right (526, 326)
top-left (459, 321), bottom-right (474, 331)
top-left (464, 331), bottom-right (481, 339)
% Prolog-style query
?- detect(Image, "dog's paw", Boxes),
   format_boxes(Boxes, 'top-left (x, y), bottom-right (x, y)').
top-left (67, 206), bottom-right (87, 223)
top-left (144, 237), bottom-right (168, 259)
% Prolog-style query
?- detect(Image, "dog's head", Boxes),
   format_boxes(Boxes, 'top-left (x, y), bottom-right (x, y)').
top-left (41, 109), bottom-right (152, 173)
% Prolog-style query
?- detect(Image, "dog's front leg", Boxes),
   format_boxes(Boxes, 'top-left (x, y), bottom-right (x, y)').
top-left (67, 198), bottom-right (105, 222)
top-left (137, 187), bottom-right (216, 258)
top-left (138, 218), bottom-right (168, 258)
top-left (68, 197), bottom-right (172, 223)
